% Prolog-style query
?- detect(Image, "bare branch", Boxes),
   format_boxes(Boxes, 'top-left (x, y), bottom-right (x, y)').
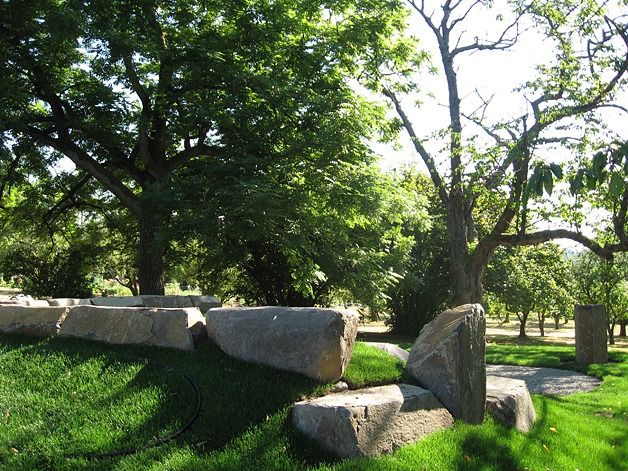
top-left (382, 87), bottom-right (449, 204)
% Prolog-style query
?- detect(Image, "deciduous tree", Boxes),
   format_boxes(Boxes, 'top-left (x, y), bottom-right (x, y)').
top-left (370, 0), bottom-right (628, 303)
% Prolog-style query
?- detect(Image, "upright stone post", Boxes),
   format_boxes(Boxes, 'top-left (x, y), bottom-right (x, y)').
top-left (574, 304), bottom-right (608, 364)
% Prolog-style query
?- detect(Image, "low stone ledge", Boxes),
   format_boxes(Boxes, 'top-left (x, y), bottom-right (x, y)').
top-left (292, 384), bottom-right (454, 458)
top-left (59, 306), bottom-right (204, 350)
top-left (206, 306), bottom-right (359, 381)
top-left (486, 375), bottom-right (536, 433)
top-left (0, 305), bottom-right (68, 336)
top-left (48, 298), bottom-right (91, 307)
top-left (89, 296), bottom-right (144, 307)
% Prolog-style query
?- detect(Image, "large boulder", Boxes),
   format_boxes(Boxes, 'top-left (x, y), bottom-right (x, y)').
top-left (292, 384), bottom-right (454, 458)
top-left (405, 304), bottom-right (486, 424)
top-left (0, 305), bottom-right (68, 336)
top-left (59, 306), bottom-right (204, 350)
top-left (206, 307), bottom-right (359, 381)
top-left (486, 375), bottom-right (536, 432)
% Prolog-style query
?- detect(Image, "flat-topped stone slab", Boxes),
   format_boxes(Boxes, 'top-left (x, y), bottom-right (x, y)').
top-left (406, 304), bottom-right (486, 424)
top-left (59, 306), bottom-right (204, 350)
top-left (206, 306), bottom-right (359, 381)
top-left (486, 375), bottom-right (536, 432)
top-left (292, 383), bottom-right (454, 458)
top-left (0, 305), bottom-right (68, 336)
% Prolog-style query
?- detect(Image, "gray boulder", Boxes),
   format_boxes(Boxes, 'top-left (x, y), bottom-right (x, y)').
top-left (0, 305), bottom-right (67, 336)
top-left (292, 383), bottom-right (454, 458)
top-left (59, 306), bottom-right (204, 350)
top-left (206, 306), bottom-right (359, 381)
top-left (486, 375), bottom-right (536, 432)
top-left (405, 304), bottom-right (486, 424)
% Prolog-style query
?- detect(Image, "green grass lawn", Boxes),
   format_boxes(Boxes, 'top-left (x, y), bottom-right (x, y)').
top-left (0, 333), bottom-right (626, 470)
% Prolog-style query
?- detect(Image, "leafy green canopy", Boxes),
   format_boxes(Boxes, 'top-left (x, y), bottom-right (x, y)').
top-left (0, 0), bottom-right (420, 297)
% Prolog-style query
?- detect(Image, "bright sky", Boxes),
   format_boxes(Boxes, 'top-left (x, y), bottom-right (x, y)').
top-left (376, 1), bottom-right (628, 171)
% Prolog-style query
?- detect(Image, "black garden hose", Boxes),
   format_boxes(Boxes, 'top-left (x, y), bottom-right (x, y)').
top-left (66, 361), bottom-right (203, 461)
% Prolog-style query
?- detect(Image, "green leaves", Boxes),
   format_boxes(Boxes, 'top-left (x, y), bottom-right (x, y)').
top-left (569, 142), bottom-right (628, 198)
top-left (526, 162), bottom-right (564, 198)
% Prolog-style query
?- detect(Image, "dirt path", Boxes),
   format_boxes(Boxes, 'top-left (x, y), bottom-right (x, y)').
top-left (358, 317), bottom-right (628, 350)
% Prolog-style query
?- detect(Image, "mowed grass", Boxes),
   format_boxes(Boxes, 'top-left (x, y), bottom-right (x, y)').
top-left (0, 333), bottom-right (625, 470)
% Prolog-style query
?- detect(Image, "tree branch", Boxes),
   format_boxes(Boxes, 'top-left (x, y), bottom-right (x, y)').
top-left (382, 87), bottom-right (449, 204)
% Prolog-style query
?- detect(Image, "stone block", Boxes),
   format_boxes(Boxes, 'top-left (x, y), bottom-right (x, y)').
top-left (292, 384), bottom-right (454, 458)
top-left (89, 296), bottom-right (144, 307)
top-left (206, 306), bottom-right (359, 381)
top-left (0, 305), bottom-right (67, 336)
top-left (486, 375), bottom-right (536, 432)
top-left (405, 304), bottom-right (486, 424)
top-left (59, 306), bottom-right (201, 350)
top-left (575, 304), bottom-right (608, 364)
top-left (140, 295), bottom-right (193, 308)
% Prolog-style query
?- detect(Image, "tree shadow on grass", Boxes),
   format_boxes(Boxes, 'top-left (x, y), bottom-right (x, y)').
top-left (0, 333), bottom-right (325, 470)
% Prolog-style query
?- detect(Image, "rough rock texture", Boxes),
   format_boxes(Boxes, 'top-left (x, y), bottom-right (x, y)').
top-left (364, 342), bottom-right (410, 363)
top-left (292, 384), bottom-right (454, 458)
top-left (59, 306), bottom-right (203, 350)
top-left (486, 375), bottom-right (536, 432)
top-left (575, 304), bottom-right (608, 364)
top-left (0, 306), bottom-right (68, 336)
top-left (206, 306), bottom-right (359, 381)
top-left (405, 304), bottom-right (486, 424)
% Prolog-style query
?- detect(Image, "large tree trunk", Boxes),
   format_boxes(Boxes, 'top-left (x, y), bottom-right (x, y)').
top-left (138, 209), bottom-right (167, 295)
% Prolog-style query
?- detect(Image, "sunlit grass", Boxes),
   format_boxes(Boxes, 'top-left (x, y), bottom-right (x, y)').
top-left (0, 333), bottom-right (625, 470)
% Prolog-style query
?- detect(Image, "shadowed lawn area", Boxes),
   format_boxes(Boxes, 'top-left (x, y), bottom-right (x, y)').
top-left (0, 331), bottom-right (626, 470)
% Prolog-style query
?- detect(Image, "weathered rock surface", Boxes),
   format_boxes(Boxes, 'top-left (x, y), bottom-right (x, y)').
top-left (364, 342), bottom-right (409, 363)
top-left (59, 306), bottom-right (204, 350)
top-left (292, 384), bottom-right (454, 458)
top-left (405, 304), bottom-right (486, 424)
top-left (0, 306), bottom-right (67, 336)
top-left (206, 306), bottom-right (359, 381)
top-left (486, 375), bottom-right (536, 432)
top-left (575, 304), bottom-right (608, 364)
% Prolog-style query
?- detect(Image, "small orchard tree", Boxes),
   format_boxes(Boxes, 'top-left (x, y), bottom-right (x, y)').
top-left (571, 250), bottom-right (628, 345)
top-left (485, 243), bottom-right (572, 337)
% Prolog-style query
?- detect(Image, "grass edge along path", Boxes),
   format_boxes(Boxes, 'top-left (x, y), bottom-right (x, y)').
top-left (0, 334), bottom-right (625, 470)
